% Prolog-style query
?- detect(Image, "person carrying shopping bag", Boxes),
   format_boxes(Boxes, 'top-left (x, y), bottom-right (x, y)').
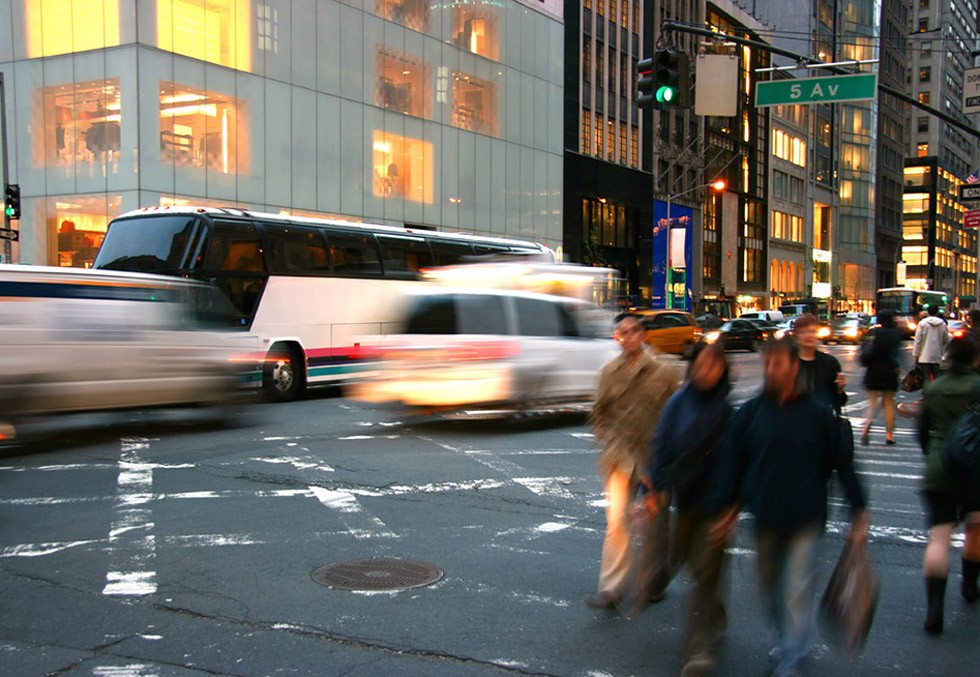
top-left (860, 310), bottom-right (902, 446)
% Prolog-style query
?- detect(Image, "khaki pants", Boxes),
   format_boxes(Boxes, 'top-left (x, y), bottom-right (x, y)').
top-left (597, 466), bottom-right (669, 599)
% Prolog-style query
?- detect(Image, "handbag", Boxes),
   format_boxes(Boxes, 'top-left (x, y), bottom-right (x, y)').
top-left (901, 365), bottom-right (924, 392)
top-left (819, 538), bottom-right (879, 654)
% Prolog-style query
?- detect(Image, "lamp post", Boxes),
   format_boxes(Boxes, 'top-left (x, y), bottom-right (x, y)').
top-left (663, 179), bottom-right (727, 309)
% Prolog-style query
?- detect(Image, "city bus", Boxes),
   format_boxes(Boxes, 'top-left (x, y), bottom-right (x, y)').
top-left (875, 287), bottom-right (949, 337)
top-left (93, 206), bottom-right (555, 401)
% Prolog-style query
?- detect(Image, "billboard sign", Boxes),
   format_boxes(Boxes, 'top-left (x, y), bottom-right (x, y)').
top-left (652, 200), bottom-right (694, 310)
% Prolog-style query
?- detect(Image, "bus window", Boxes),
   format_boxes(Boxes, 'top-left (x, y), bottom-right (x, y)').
top-left (430, 241), bottom-right (474, 266)
top-left (94, 215), bottom-right (202, 273)
top-left (263, 224), bottom-right (330, 275)
top-left (203, 221), bottom-right (266, 327)
top-left (377, 235), bottom-right (433, 276)
top-left (473, 244), bottom-right (510, 256)
top-left (326, 230), bottom-right (382, 276)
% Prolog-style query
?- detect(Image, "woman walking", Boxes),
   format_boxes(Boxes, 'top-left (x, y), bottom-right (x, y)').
top-left (860, 310), bottom-right (902, 446)
top-left (919, 337), bottom-right (980, 634)
top-left (645, 342), bottom-right (732, 676)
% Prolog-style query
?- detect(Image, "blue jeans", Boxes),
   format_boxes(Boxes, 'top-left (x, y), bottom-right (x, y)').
top-left (756, 525), bottom-right (821, 676)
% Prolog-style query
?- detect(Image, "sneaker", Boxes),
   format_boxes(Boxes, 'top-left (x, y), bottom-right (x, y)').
top-left (681, 655), bottom-right (715, 677)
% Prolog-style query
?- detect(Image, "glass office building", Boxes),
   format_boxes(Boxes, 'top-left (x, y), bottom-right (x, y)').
top-left (0, 0), bottom-right (564, 267)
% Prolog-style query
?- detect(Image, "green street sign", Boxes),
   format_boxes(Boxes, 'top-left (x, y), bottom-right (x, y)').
top-left (755, 73), bottom-right (878, 107)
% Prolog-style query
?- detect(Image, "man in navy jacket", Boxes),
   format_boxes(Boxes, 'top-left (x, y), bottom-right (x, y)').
top-left (710, 337), bottom-right (869, 676)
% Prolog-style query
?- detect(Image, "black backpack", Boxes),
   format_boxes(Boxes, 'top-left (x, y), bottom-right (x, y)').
top-left (942, 407), bottom-right (980, 478)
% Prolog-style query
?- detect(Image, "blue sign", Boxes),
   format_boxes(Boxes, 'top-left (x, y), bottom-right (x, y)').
top-left (652, 200), bottom-right (694, 310)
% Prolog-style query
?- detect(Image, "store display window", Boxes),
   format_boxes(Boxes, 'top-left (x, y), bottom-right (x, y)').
top-left (36, 78), bottom-right (122, 174)
top-left (25, 0), bottom-right (120, 58)
top-left (371, 131), bottom-right (433, 204)
top-left (375, 47), bottom-right (430, 119)
top-left (159, 81), bottom-right (245, 174)
top-left (451, 71), bottom-right (498, 137)
top-left (450, 2), bottom-right (499, 61)
top-left (157, 0), bottom-right (251, 71)
top-left (52, 193), bottom-right (122, 268)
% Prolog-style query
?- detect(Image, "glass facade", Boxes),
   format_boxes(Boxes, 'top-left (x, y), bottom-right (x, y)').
top-left (0, 0), bottom-right (564, 266)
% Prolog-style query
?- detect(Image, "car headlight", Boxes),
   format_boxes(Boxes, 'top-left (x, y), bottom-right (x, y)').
top-left (704, 331), bottom-right (721, 344)
top-left (907, 320), bottom-right (917, 331)
top-left (844, 327), bottom-right (858, 337)
top-left (817, 326), bottom-right (831, 339)
top-left (774, 329), bottom-right (786, 340)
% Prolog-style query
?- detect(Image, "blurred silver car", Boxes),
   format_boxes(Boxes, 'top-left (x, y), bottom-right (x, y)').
top-left (0, 265), bottom-right (248, 428)
top-left (350, 288), bottom-right (618, 410)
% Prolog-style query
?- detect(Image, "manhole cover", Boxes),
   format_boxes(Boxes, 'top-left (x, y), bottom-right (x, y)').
top-left (312, 558), bottom-right (443, 591)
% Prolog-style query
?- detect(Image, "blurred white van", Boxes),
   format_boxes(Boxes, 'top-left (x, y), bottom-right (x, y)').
top-left (739, 310), bottom-right (784, 323)
top-left (0, 265), bottom-right (249, 427)
top-left (350, 288), bottom-right (618, 410)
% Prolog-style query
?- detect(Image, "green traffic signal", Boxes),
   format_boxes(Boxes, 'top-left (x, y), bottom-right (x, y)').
top-left (3, 206), bottom-right (13, 218)
top-left (656, 86), bottom-right (675, 104)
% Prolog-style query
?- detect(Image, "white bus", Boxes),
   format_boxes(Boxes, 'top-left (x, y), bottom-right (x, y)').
top-left (93, 206), bottom-right (555, 401)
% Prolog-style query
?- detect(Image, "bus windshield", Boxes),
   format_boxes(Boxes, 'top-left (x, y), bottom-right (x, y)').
top-left (93, 215), bottom-right (202, 273)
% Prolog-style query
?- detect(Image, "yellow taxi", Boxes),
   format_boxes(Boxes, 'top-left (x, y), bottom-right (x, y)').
top-left (631, 309), bottom-right (702, 357)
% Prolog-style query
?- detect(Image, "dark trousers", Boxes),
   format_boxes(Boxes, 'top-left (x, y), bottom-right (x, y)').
top-left (675, 510), bottom-right (728, 661)
top-left (920, 362), bottom-right (941, 382)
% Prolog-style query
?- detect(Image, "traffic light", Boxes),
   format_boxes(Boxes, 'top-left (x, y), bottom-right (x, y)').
top-left (653, 47), bottom-right (691, 109)
top-left (636, 57), bottom-right (655, 109)
top-left (4, 184), bottom-right (20, 220)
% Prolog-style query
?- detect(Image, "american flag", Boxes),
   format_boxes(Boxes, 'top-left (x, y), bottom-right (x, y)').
top-left (966, 169), bottom-right (980, 184)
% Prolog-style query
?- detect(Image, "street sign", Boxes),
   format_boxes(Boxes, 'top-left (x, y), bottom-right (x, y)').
top-left (0, 228), bottom-right (18, 242)
top-left (755, 73), bottom-right (878, 107)
top-left (965, 209), bottom-right (980, 230)
top-left (963, 67), bottom-right (980, 116)
top-left (960, 184), bottom-right (980, 201)
top-left (695, 53), bottom-right (739, 117)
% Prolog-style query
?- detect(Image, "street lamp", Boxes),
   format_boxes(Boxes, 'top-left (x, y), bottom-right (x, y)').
top-left (663, 179), bottom-right (727, 310)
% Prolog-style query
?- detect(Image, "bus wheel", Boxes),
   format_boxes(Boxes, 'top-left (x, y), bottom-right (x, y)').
top-left (263, 345), bottom-right (303, 402)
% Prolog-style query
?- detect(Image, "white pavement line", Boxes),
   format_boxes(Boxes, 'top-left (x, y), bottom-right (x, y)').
top-left (513, 476), bottom-right (578, 500)
top-left (103, 437), bottom-right (157, 597)
top-left (250, 455), bottom-right (335, 472)
top-left (309, 485), bottom-right (398, 540)
top-left (569, 432), bottom-right (594, 440)
top-left (0, 540), bottom-right (102, 558)
top-left (91, 665), bottom-right (159, 677)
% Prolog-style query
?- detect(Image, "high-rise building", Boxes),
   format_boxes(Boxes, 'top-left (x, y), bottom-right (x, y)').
top-left (0, 0), bottom-right (564, 267)
top-left (875, 0), bottom-right (912, 290)
top-left (562, 0), bottom-right (651, 302)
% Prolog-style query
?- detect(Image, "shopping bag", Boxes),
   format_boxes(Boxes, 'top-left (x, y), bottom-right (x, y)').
top-left (819, 538), bottom-right (879, 654)
top-left (619, 494), bottom-right (670, 620)
top-left (901, 365), bottom-right (924, 393)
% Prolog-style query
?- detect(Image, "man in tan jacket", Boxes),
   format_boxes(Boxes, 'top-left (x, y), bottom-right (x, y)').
top-left (586, 315), bottom-right (680, 610)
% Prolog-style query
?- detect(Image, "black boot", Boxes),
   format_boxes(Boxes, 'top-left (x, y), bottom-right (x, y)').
top-left (924, 577), bottom-right (947, 634)
top-left (963, 558), bottom-right (980, 603)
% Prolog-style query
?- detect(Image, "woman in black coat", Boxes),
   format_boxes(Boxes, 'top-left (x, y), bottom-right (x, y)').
top-left (860, 310), bottom-right (902, 446)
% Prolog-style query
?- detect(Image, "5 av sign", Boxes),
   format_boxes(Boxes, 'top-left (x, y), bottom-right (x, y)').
top-left (756, 73), bottom-right (878, 107)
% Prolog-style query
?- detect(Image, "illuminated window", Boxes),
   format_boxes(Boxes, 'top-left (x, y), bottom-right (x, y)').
top-left (918, 91), bottom-right (930, 105)
top-left (25, 0), bottom-right (120, 58)
top-left (257, 3), bottom-right (278, 53)
top-left (630, 126), bottom-right (638, 169)
top-left (159, 82), bottom-right (246, 174)
top-left (581, 109), bottom-right (591, 154)
top-left (157, 0), bottom-right (251, 71)
top-left (451, 2), bottom-right (499, 61)
top-left (917, 142), bottom-right (929, 157)
top-left (451, 71), bottom-right (498, 136)
top-left (53, 193), bottom-right (122, 268)
top-left (607, 120), bottom-right (615, 161)
top-left (372, 131), bottom-right (434, 204)
top-left (34, 78), bottom-right (122, 173)
top-left (376, 48), bottom-right (430, 119)
top-left (619, 122), bottom-right (627, 165)
top-left (376, 0), bottom-right (429, 32)
top-left (594, 117), bottom-right (603, 156)
top-left (902, 245), bottom-right (928, 266)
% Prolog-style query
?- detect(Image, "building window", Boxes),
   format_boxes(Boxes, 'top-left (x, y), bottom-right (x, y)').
top-left (583, 40), bottom-right (592, 83)
top-left (451, 2), bottom-right (499, 61)
top-left (772, 128), bottom-right (806, 167)
top-left (596, 42), bottom-right (605, 90)
top-left (619, 122), bottom-right (627, 165)
top-left (630, 126), bottom-right (638, 169)
top-left (594, 116), bottom-right (604, 156)
top-left (376, 48), bottom-right (430, 119)
top-left (451, 71), bottom-right (498, 136)
top-left (917, 142), bottom-right (929, 156)
top-left (607, 120), bottom-right (615, 161)
top-left (918, 91), bottom-right (930, 105)
top-left (631, 0), bottom-right (639, 33)
top-left (35, 78), bottom-right (122, 173)
top-left (581, 109), bottom-right (591, 154)
top-left (25, 0), bottom-right (120, 58)
top-left (918, 116), bottom-right (929, 133)
top-left (921, 41), bottom-right (932, 56)
top-left (54, 193), bottom-right (123, 268)
top-left (257, 3), bottom-right (278, 54)
top-left (582, 197), bottom-right (632, 249)
top-left (158, 0), bottom-right (252, 70)
top-left (620, 0), bottom-right (628, 28)
top-left (159, 81), bottom-right (245, 174)
top-left (919, 0), bottom-right (929, 6)
top-left (609, 0), bottom-right (617, 24)
top-left (919, 66), bottom-right (931, 82)
top-left (376, 0), bottom-right (429, 32)
top-left (372, 131), bottom-right (434, 203)
top-left (918, 18), bottom-right (928, 32)
top-left (595, 0), bottom-right (604, 17)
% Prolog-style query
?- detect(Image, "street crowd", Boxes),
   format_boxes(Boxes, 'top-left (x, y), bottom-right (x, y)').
top-left (586, 309), bottom-right (980, 677)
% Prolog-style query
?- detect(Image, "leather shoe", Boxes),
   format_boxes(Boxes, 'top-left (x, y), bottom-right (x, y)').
top-left (584, 593), bottom-right (618, 610)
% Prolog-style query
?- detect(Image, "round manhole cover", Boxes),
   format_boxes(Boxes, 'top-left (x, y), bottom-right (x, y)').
top-left (312, 558), bottom-right (443, 592)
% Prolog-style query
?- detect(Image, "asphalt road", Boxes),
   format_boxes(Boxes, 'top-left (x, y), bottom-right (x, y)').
top-left (1, 343), bottom-right (977, 676)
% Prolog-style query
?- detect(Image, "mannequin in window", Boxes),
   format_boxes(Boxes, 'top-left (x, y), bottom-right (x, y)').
top-left (386, 161), bottom-right (399, 196)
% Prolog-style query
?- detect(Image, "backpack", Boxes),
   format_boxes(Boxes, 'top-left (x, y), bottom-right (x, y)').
top-left (858, 340), bottom-right (875, 368)
top-left (941, 407), bottom-right (980, 476)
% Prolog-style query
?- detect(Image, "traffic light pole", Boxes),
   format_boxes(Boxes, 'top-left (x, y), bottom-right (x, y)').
top-left (0, 71), bottom-right (11, 264)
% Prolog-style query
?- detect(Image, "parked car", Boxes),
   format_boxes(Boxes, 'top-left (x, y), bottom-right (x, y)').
top-left (349, 289), bottom-right (618, 410)
top-left (703, 319), bottom-right (768, 352)
top-left (0, 265), bottom-right (247, 434)
top-left (632, 310), bottom-right (702, 358)
top-left (823, 316), bottom-right (872, 344)
top-left (743, 318), bottom-right (781, 340)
